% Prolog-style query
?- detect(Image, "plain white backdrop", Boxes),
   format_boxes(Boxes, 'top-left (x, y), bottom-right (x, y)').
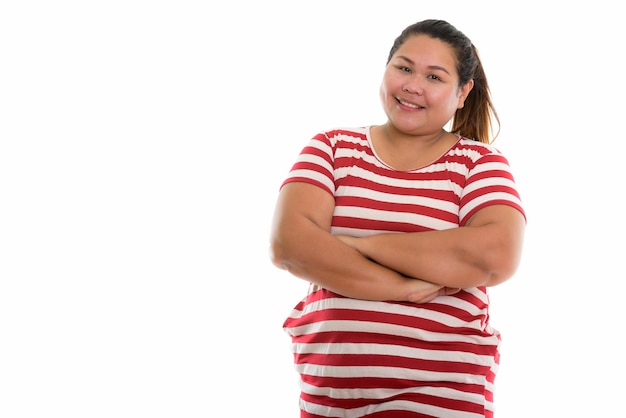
top-left (1, 1), bottom-right (624, 417)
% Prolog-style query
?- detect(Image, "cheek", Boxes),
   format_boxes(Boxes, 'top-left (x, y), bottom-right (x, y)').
top-left (380, 71), bottom-right (399, 95)
top-left (437, 90), bottom-right (463, 111)
top-left (379, 82), bottom-right (393, 107)
top-left (379, 83), bottom-right (387, 101)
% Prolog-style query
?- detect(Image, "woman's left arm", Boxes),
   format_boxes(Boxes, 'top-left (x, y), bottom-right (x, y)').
top-left (337, 204), bottom-right (526, 288)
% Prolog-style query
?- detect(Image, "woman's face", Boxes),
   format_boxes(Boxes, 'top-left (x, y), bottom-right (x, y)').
top-left (380, 34), bottom-right (473, 135)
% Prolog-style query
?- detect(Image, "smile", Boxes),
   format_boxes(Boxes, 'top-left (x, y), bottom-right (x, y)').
top-left (397, 98), bottom-right (423, 109)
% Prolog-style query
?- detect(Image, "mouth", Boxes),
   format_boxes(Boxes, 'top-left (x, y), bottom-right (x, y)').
top-left (396, 98), bottom-right (423, 109)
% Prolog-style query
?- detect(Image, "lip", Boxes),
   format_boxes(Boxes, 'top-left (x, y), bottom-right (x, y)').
top-left (396, 97), bottom-right (424, 110)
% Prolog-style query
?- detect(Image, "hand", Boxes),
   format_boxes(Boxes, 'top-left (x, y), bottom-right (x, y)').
top-left (407, 284), bottom-right (462, 303)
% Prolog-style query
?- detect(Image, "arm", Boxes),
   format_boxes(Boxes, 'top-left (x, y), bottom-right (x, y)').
top-left (269, 182), bottom-right (453, 302)
top-left (337, 205), bottom-right (525, 288)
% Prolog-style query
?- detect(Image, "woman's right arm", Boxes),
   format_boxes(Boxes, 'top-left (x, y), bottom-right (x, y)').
top-left (269, 182), bottom-right (450, 302)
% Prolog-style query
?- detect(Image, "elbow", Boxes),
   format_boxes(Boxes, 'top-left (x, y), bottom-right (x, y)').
top-left (481, 246), bottom-right (523, 287)
top-left (464, 205), bottom-right (526, 287)
top-left (269, 238), bottom-right (289, 270)
top-left (478, 226), bottom-right (525, 287)
top-left (269, 232), bottom-right (303, 273)
top-left (484, 262), bottom-right (519, 287)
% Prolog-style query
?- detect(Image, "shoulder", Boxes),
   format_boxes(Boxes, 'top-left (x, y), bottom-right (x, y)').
top-left (310, 127), bottom-right (370, 150)
top-left (451, 137), bottom-right (510, 164)
top-left (456, 137), bottom-right (504, 154)
top-left (321, 126), bottom-right (368, 140)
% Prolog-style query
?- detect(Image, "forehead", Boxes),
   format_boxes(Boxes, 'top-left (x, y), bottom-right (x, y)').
top-left (392, 35), bottom-right (457, 67)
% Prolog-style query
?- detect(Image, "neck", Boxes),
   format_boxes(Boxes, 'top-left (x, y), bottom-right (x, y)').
top-left (372, 124), bottom-right (455, 171)
top-left (381, 124), bottom-right (447, 147)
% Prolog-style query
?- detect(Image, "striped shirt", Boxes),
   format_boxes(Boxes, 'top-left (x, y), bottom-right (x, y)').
top-left (281, 127), bottom-right (525, 417)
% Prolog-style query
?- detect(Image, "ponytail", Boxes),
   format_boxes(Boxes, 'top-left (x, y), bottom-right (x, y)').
top-left (451, 45), bottom-right (500, 144)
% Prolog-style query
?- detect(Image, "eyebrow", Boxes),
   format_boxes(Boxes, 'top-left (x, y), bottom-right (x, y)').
top-left (395, 55), bottom-right (451, 75)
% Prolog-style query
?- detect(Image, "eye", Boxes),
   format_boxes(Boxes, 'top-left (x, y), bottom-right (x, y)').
top-left (427, 74), bottom-right (442, 81)
top-left (396, 66), bottom-right (412, 73)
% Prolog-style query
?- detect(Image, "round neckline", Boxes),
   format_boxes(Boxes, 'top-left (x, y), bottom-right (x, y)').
top-left (365, 126), bottom-right (462, 172)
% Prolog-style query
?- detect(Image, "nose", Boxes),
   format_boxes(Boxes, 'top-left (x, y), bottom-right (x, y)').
top-left (402, 76), bottom-right (424, 94)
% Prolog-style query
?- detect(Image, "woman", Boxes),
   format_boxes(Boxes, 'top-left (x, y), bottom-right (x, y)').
top-left (270, 19), bottom-right (526, 418)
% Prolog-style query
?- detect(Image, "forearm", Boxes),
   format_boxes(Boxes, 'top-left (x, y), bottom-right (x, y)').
top-left (350, 229), bottom-right (489, 288)
top-left (269, 182), bottom-right (465, 302)
top-left (344, 217), bottom-right (523, 289)
top-left (270, 220), bottom-right (441, 302)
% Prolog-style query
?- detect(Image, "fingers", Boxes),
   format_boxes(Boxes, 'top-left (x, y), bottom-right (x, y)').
top-left (407, 288), bottom-right (441, 303)
top-left (408, 286), bottom-right (462, 303)
top-left (441, 287), bottom-right (461, 296)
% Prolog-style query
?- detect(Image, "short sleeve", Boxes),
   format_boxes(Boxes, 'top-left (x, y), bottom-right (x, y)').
top-left (280, 132), bottom-right (336, 196)
top-left (458, 152), bottom-right (525, 225)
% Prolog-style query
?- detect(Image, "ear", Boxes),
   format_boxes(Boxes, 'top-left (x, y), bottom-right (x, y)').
top-left (457, 79), bottom-right (474, 109)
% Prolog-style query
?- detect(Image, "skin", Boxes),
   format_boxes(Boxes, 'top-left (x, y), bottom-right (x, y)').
top-left (374, 35), bottom-right (474, 171)
top-left (269, 34), bottom-right (525, 303)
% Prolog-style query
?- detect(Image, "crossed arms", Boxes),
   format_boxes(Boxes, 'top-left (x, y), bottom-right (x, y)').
top-left (269, 182), bottom-right (525, 303)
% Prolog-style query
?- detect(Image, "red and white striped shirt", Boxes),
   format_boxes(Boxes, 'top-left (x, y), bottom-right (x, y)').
top-left (281, 127), bottom-right (525, 418)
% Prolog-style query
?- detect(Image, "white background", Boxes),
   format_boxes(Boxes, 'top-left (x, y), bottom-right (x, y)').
top-left (1, 1), bottom-right (624, 417)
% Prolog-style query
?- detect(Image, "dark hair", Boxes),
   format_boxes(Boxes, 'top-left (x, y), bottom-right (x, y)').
top-left (387, 19), bottom-right (499, 143)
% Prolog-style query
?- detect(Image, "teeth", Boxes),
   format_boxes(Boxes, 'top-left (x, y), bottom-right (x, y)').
top-left (399, 99), bottom-right (420, 109)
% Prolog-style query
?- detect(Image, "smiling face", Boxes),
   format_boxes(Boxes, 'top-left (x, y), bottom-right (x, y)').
top-left (380, 34), bottom-right (474, 136)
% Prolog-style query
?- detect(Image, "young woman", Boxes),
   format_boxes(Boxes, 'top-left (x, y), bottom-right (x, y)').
top-left (270, 19), bottom-right (526, 418)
